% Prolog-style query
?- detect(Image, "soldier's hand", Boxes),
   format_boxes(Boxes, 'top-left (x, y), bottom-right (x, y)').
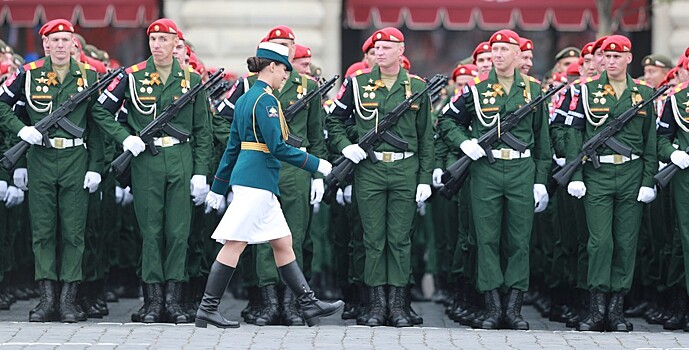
top-left (342, 144), bottom-right (367, 164)
top-left (432, 168), bottom-right (444, 188)
top-left (83, 171), bottom-right (102, 193)
top-left (670, 150), bottom-right (689, 169)
top-left (533, 184), bottom-right (549, 213)
top-left (317, 159), bottom-right (332, 176)
top-left (4, 186), bottom-right (24, 208)
top-left (13, 168), bottom-right (28, 191)
top-left (0, 180), bottom-right (7, 200)
top-left (460, 139), bottom-right (486, 161)
top-left (115, 186), bottom-right (124, 204)
top-left (567, 181), bottom-right (586, 199)
top-left (637, 186), bottom-right (656, 203)
top-left (205, 191), bottom-right (224, 210)
top-left (415, 184), bottom-right (432, 203)
top-left (343, 185), bottom-right (353, 204)
top-left (121, 186), bottom-right (134, 206)
top-left (190, 175), bottom-right (209, 206)
top-left (335, 188), bottom-right (345, 206)
top-left (553, 155), bottom-right (566, 167)
top-left (123, 135), bottom-right (146, 157)
top-left (17, 126), bottom-right (43, 145)
top-left (310, 179), bottom-right (324, 205)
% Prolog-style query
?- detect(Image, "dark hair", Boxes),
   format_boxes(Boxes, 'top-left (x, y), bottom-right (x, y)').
top-left (247, 56), bottom-right (274, 73)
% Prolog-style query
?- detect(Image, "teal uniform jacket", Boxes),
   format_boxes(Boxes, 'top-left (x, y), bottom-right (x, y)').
top-left (211, 80), bottom-right (320, 197)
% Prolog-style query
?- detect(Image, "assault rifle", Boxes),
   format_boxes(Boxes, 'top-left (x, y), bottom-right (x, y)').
top-left (111, 68), bottom-right (225, 178)
top-left (553, 84), bottom-right (668, 186)
top-left (1, 67), bottom-right (125, 171)
top-left (323, 74), bottom-right (448, 203)
top-left (207, 80), bottom-right (231, 101)
top-left (439, 82), bottom-right (566, 198)
top-left (282, 74), bottom-right (339, 148)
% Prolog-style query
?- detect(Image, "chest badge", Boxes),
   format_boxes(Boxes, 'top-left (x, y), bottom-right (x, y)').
top-left (181, 79), bottom-right (188, 94)
top-left (46, 72), bottom-right (58, 86)
top-left (76, 77), bottom-right (84, 92)
top-left (149, 72), bottom-right (162, 85)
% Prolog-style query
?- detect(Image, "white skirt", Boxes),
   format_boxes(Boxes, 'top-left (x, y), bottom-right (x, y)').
top-left (211, 185), bottom-right (291, 245)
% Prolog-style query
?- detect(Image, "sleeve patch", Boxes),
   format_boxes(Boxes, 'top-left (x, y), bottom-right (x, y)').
top-left (266, 105), bottom-right (279, 118)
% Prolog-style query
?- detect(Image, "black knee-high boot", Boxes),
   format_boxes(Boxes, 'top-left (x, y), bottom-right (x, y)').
top-left (195, 261), bottom-right (240, 328)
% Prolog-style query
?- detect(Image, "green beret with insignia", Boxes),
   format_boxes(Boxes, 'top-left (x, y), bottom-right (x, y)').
top-left (555, 47), bottom-right (581, 61)
top-left (641, 54), bottom-right (672, 69)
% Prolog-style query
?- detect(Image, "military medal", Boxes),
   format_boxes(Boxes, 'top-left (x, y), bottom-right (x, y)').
top-left (600, 97), bottom-right (606, 104)
top-left (603, 84), bottom-right (615, 96)
top-left (369, 92), bottom-right (375, 99)
top-left (46, 72), bottom-right (58, 86)
top-left (296, 85), bottom-right (303, 98)
top-left (593, 98), bottom-right (599, 104)
top-left (374, 80), bottom-right (385, 89)
top-left (489, 97), bottom-right (496, 104)
top-left (149, 72), bottom-right (161, 85)
top-left (483, 98), bottom-right (489, 104)
top-left (42, 86), bottom-right (49, 93)
top-left (140, 87), bottom-right (146, 93)
top-left (146, 86), bottom-right (153, 94)
top-left (492, 83), bottom-right (504, 96)
top-left (363, 92), bottom-right (369, 98)
top-left (181, 79), bottom-right (188, 93)
top-left (76, 77), bottom-right (84, 92)
top-left (35, 86), bottom-right (41, 92)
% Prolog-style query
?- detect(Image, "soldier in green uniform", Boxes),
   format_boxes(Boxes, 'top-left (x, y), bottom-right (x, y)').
top-left (327, 27), bottom-right (434, 327)
top-left (656, 59), bottom-right (689, 331)
top-left (564, 35), bottom-right (657, 332)
top-left (0, 19), bottom-right (104, 323)
top-left (91, 18), bottom-right (213, 324)
top-left (215, 26), bottom-right (328, 326)
top-left (438, 29), bottom-right (551, 330)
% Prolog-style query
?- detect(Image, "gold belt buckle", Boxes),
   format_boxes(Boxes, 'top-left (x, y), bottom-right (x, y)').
top-left (161, 136), bottom-right (172, 147)
top-left (53, 138), bottom-right (65, 149)
top-left (382, 152), bottom-right (393, 163)
top-left (500, 149), bottom-right (511, 160)
top-left (613, 154), bottom-right (624, 164)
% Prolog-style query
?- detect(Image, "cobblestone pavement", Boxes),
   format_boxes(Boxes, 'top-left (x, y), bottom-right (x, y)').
top-left (0, 295), bottom-right (687, 349)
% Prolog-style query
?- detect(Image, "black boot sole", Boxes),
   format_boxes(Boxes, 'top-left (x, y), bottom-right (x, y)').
top-left (305, 302), bottom-right (344, 327)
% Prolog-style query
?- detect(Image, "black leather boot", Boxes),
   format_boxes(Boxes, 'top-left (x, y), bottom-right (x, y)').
top-left (577, 291), bottom-right (606, 331)
top-left (142, 283), bottom-right (164, 323)
top-left (29, 280), bottom-right (59, 322)
top-left (365, 285), bottom-right (387, 327)
top-left (282, 289), bottom-right (305, 326)
top-left (241, 286), bottom-right (261, 324)
top-left (405, 285), bottom-right (423, 325)
top-left (195, 261), bottom-right (239, 328)
top-left (664, 288), bottom-right (687, 330)
top-left (78, 282), bottom-right (102, 319)
top-left (607, 292), bottom-right (631, 332)
top-left (131, 282), bottom-right (148, 322)
top-left (356, 284), bottom-right (370, 325)
top-left (340, 284), bottom-right (359, 320)
top-left (388, 286), bottom-right (412, 327)
top-left (254, 284), bottom-right (281, 326)
top-left (165, 281), bottom-right (191, 324)
top-left (59, 282), bottom-right (80, 323)
top-left (479, 289), bottom-right (501, 329)
top-left (504, 288), bottom-right (529, 330)
top-left (92, 279), bottom-right (109, 316)
top-left (278, 261), bottom-right (344, 327)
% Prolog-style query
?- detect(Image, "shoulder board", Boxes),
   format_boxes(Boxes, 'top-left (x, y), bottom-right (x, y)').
top-left (187, 66), bottom-right (195, 73)
top-left (671, 81), bottom-right (689, 95)
top-left (323, 99), bottom-right (333, 105)
top-left (633, 79), bottom-right (647, 86)
top-left (353, 67), bottom-right (372, 76)
top-left (409, 74), bottom-right (425, 82)
top-left (572, 78), bottom-right (581, 85)
top-left (125, 61), bottom-right (147, 74)
top-left (468, 73), bottom-right (490, 87)
top-left (299, 73), bottom-right (318, 83)
top-left (23, 58), bottom-right (46, 71)
top-left (527, 75), bottom-right (541, 84)
top-left (77, 61), bottom-right (97, 72)
top-left (584, 74), bottom-right (600, 83)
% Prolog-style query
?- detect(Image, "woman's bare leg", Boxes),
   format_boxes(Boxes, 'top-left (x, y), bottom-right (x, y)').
top-left (216, 240), bottom-right (248, 267)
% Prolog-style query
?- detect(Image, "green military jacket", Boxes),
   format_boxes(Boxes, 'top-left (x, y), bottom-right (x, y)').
top-left (91, 56), bottom-right (212, 175)
top-left (658, 81), bottom-right (689, 162)
top-left (326, 65), bottom-right (434, 184)
top-left (565, 71), bottom-right (657, 186)
top-left (0, 56), bottom-right (104, 172)
top-left (437, 68), bottom-right (552, 185)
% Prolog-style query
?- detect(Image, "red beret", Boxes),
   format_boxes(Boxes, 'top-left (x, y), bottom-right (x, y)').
top-left (552, 72), bottom-right (568, 83)
top-left (294, 44), bottom-right (311, 59)
top-left (489, 29), bottom-right (520, 46)
top-left (372, 27), bottom-right (404, 43)
top-left (592, 36), bottom-right (609, 54)
top-left (177, 29), bottom-right (185, 41)
top-left (41, 19), bottom-right (75, 36)
top-left (147, 18), bottom-right (179, 36)
top-left (684, 46), bottom-right (689, 57)
top-left (519, 37), bottom-right (533, 52)
top-left (266, 25), bottom-right (295, 41)
top-left (185, 44), bottom-right (192, 57)
top-left (345, 61), bottom-right (369, 78)
top-left (472, 41), bottom-right (491, 63)
top-left (566, 62), bottom-right (580, 76)
top-left (680, 55), bottom-right (689, 70)
top-left (362, 36), bottom-right (374, 53)
top-left (189, 52), bottom-right (204, 74)
top-left (39, 22), bottom-right (50, 36)
top-left (451, 64), bottom-right (478, 80)
top-left (401, 55), bottom-right (411, 70)
top-left (661, 67), bottom-right (678, 86)
top-left (581, 42), bottom-right (595, 57)
top-left (601, 35), bottom-right (631, 53)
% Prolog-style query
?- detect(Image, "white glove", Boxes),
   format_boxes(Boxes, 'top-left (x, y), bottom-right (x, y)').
top-left (122, 135), bottom-right (146, 157)
top-left (115, 186), bottom-right (124, 204)
top-left (567, 181), bottom-right (586, 199)
top-left (533, 184), bottom-right (549, 213)
top-left (217, 194), bottom-right (228, 214)
top-left (417, 201), bottom-right (427, 216)
top-left (342, 144), bottom-right (367, 164)
top-left (121, 186), bottom-right (134, 206)
top-left (4, 186), bottom-right (24, 208)
top-left (227, 191), bottom-right (234, 206)
top-left (13, 168), bottom-right (28, 191)
top-left (335, 188), bottom-right (345, 206)
top-left (310, 178), bottom-right (324, 205)
top-left (343, 185), bottom-right (353, 204)
top-left (460, 139), bottom-right (486, 161)
top-left (637, 186), bottom-right (656, 203)
top-left (17, 126), bottom-right (42, 145)
top-left (415, 184), bottom-right (432, 203)
top-left (313, 202), bottom-right (321, 214)
top-left (432, 168), bottom-right (444, 188)
top-left (670, 150), bottom-right (689, 170)
top-left (83, 171), bottom-right (101, 193)
top-left (553, 155), bottom-right (566, 167)
top-left (658, 161), bottom-right (668, 172)
top-left (0, 180), bottom-right (7, 200)
top-left (205, 191), bottom-right (224, 210)
top-left (317, 159), bottom-right (332, 177)
top-left (190, 175), bottom-right (208, 206)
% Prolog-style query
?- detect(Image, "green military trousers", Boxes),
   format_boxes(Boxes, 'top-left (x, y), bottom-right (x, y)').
top-left (131, 143), bottom-right (192, 283)
top-left (670, 169), bottom-right (689, 292)
top-left (28, 145), bottom-right (88, 282)
top-left (582, 160), bottom-right (643, 293)
top-left (470, 157), bottom-right (535, 292)
top-left (255, 164), bottom-right (311, 286)
top-left (348, 187), bottom-right (366, 284)
top-left (355, 156), bottom-right (417, 287)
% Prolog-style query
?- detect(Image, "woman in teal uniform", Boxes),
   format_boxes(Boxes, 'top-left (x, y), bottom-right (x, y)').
top-left (194, 42), bottom-right (342, 329)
